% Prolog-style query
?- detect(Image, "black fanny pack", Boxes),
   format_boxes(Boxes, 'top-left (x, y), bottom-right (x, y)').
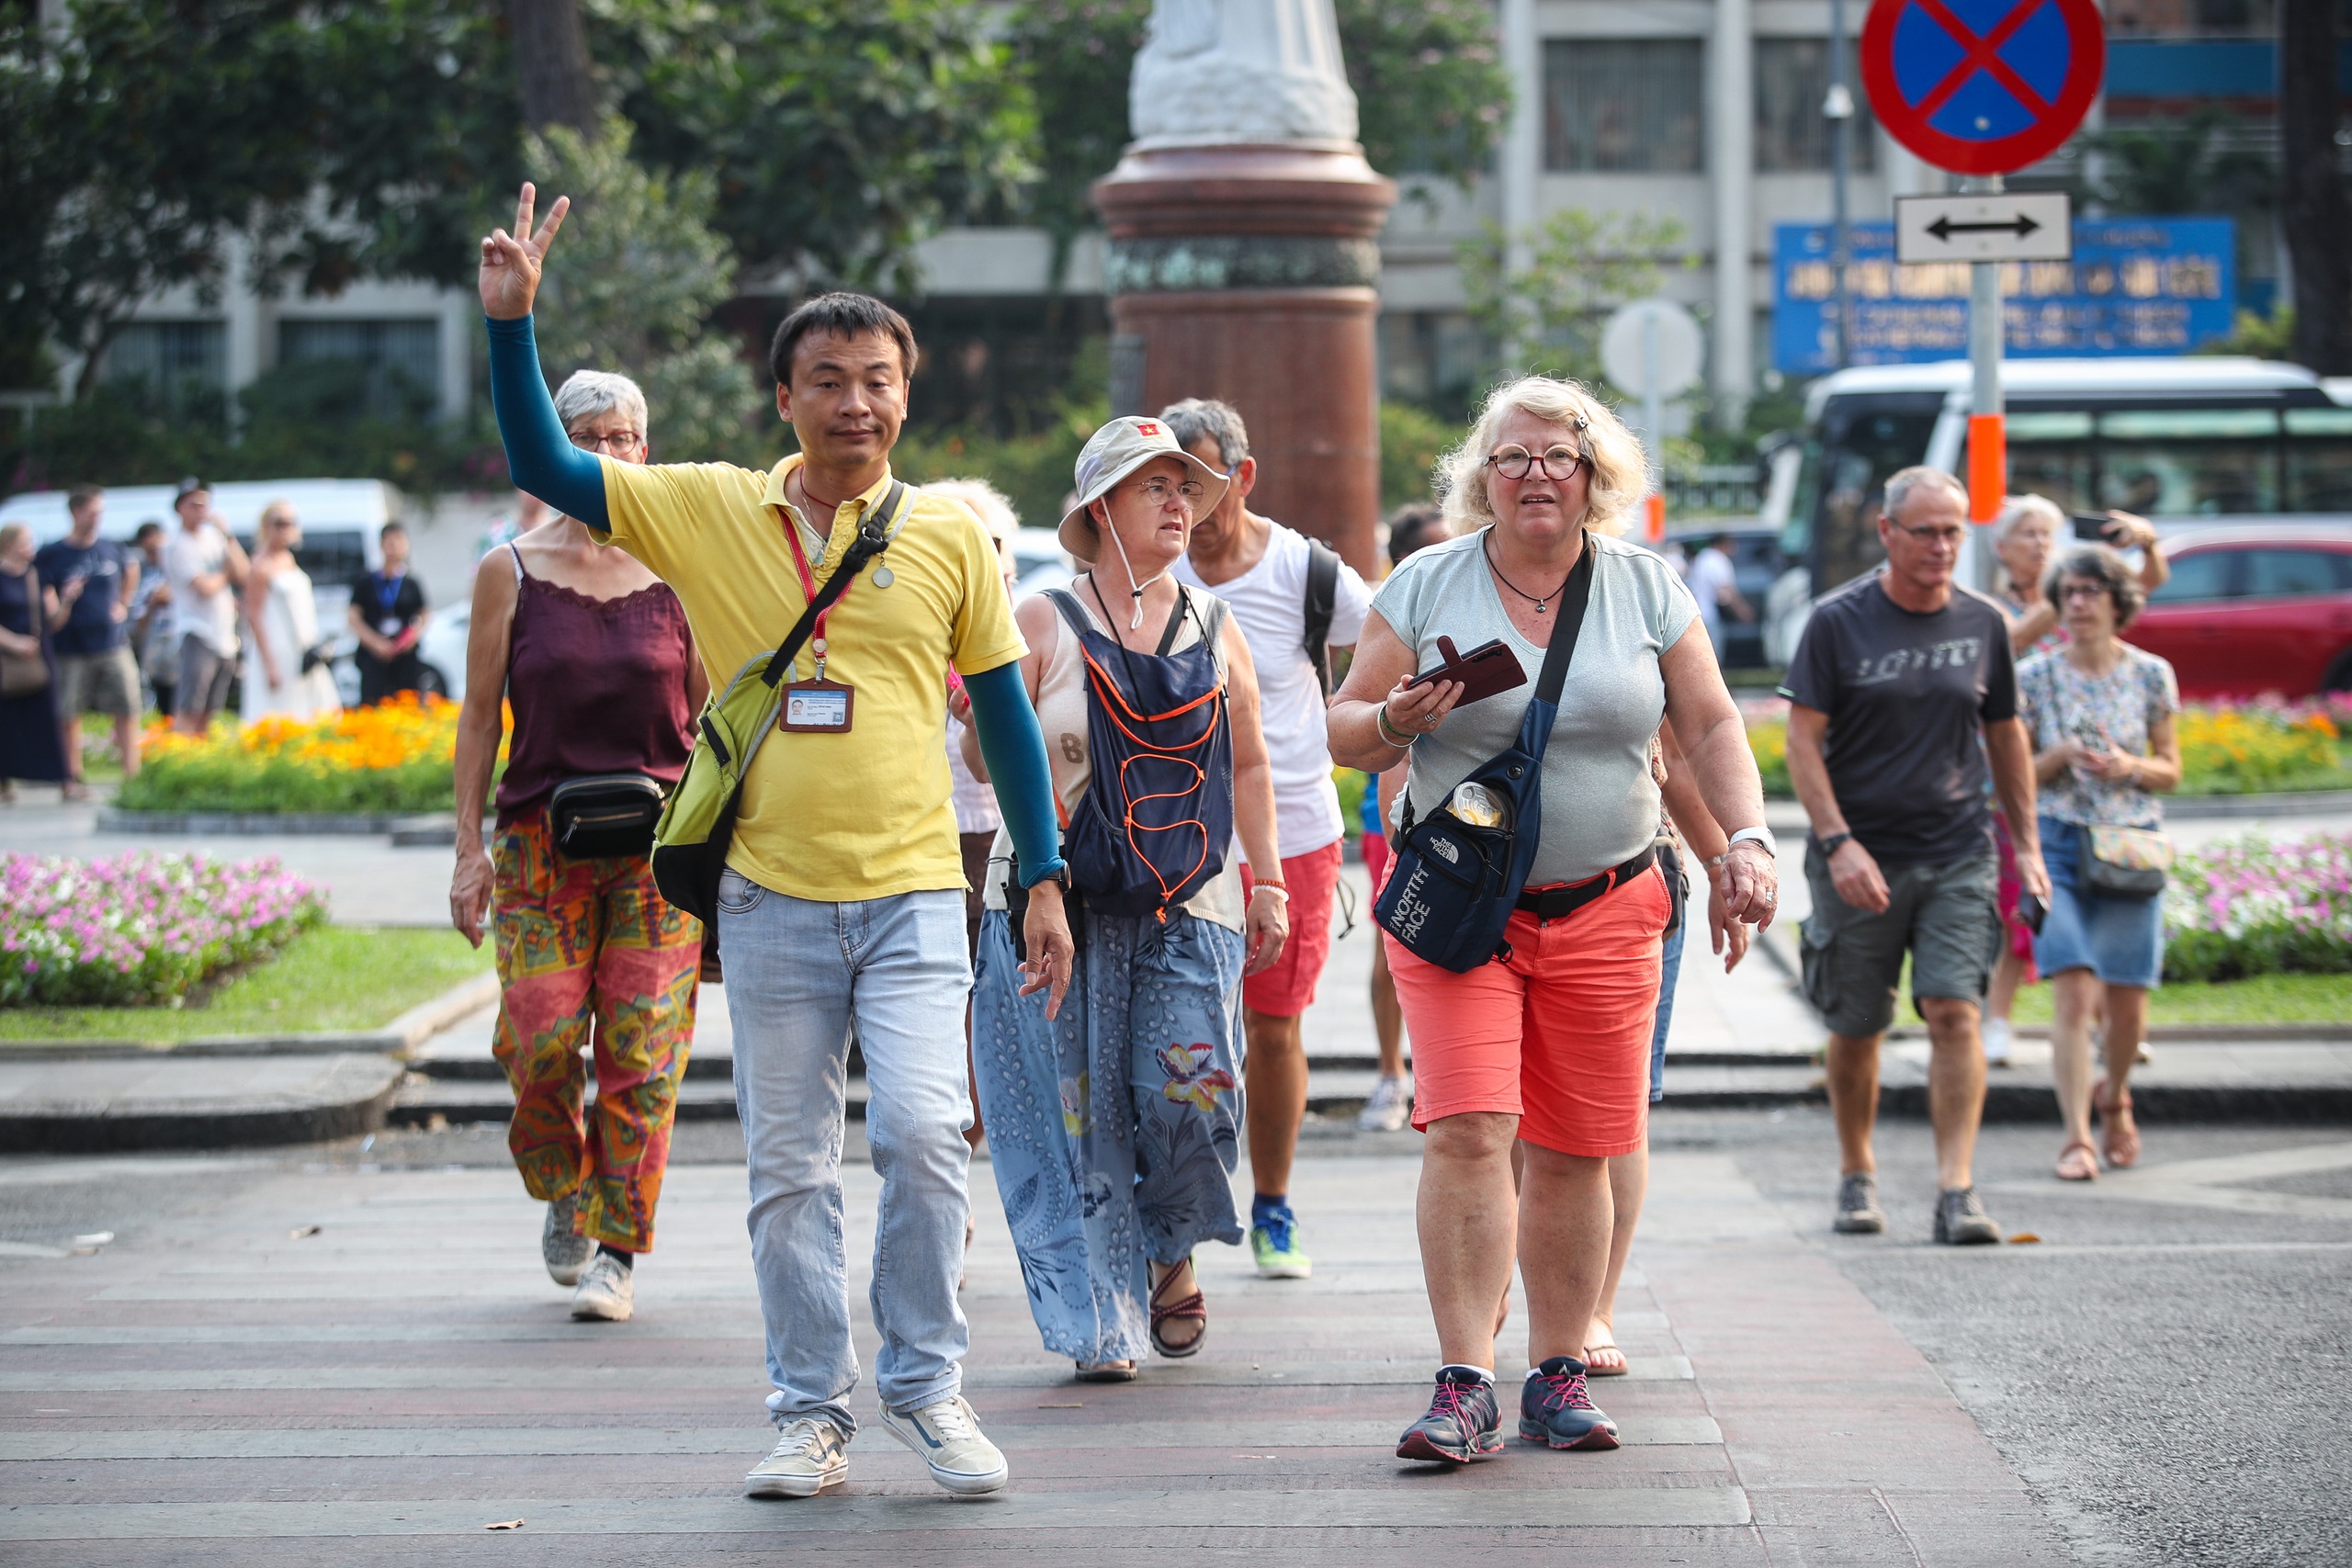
top-left (548, 773), bottom-right (666, 860)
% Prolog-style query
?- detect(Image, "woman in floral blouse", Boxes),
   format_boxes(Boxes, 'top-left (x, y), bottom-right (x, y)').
top-left (2018, 545), bottom-right (2182, 1181)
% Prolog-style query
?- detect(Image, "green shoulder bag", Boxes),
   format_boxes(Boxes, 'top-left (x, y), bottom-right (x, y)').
top-left (651, 480), bottom-right (910, 927)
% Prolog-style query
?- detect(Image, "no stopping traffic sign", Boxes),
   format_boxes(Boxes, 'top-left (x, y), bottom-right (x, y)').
top-left (1860, 0), bottom-right (2105, 175)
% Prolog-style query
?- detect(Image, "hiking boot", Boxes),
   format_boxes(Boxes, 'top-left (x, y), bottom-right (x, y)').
top-left (543, 1193), bottom-right (593, 1286)
top-left (1357, 1075), bottom-right (1412, 1133)
top-left (877, 1393), bottom-right (1009, 1495)
top-left (745, 1416), bottom-right (849, 1498)
top-left (571, 1251), bottom-right (635, 1321)
top-left (1396, 1368), bottom-right (1502, 1464)
top-left (1933, 1186), bottom-right (2003, 1246)
top-left (1250, 1205), bottom-right (1313, 1280)
top-left (1519, 1356), bottom-right (1621, 1450)
top-left (1834, 1172), bottom-right (1886, 1235)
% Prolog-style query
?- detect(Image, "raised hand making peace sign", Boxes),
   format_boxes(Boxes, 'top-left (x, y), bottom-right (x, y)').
top-left (478, 182), bottom-right (571, 321)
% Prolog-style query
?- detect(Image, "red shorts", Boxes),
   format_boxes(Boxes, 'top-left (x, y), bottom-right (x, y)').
top-left (1240, 840), bottom-right (1344, 1019)
top-left (1361, 829), bottom-right (1389, 890)
top-left (1384, 863), bottom-right (1670, 1158)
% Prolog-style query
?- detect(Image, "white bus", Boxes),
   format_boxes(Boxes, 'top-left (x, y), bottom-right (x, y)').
top-left (1761, 357), bottom-right (2352, 661)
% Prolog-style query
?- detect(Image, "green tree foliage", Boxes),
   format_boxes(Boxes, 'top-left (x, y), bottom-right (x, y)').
top-left (598, 0), bottom-right (1037, 291)
top-left (522, 118), bottom-right (763, 462)
top-left (1378, 400), bottom-right (1454, 509)
top-left (1005, 0), bottom-right (1155, 245)
top-left (2076, 106), bottom-right (2275, 218)
top-left (1457, 209), bottom-right (1690, 384)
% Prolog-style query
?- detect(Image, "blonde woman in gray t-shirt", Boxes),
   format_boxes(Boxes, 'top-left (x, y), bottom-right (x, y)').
top-left (1329, 376), bottom-right (1777, 1466)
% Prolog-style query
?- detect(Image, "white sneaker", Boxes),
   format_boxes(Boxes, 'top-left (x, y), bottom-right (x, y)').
top-left (745, 1416), bottom-right (849, 1498)
top-left (1982, 1019), bottom-right (2012, 1066)
top-left (1358, 1074), bottom-right (1412, 1132)
top-left (570, 1252), bottom-right (634, 1321)
top-left (877, 1393), bottom-right (1009, 1495)
top-left (543, 1194), bottom-right (594, 1286)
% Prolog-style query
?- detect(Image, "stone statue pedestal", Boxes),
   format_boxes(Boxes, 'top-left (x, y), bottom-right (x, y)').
top-left (1092, 143), bottom-right (1396, 573)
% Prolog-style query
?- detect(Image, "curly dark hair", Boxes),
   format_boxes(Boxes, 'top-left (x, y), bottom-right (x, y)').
top-left (2043, 543), bottom-right (2146, 629)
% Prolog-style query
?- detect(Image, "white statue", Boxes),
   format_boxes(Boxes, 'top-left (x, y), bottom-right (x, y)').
top-left (1129, 0), bottom-right (1361, 150)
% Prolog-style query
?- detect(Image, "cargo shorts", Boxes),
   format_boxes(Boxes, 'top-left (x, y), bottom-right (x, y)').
top-left (1799, 846), bottom-right (2003, 1040)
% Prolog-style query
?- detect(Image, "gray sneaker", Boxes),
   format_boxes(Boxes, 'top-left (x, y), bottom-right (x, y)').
top-left (543, 1193), bottom-right (594, 1286)
top-left (1357, 1074), bottom-right (1412, 1133)
top-left (745, 1416), bottom-right (849, 1498)
top-left (1834, 1172), bottom-right (1886, 1235)
top-left (571, 1251), bottom-right (635, 1321)
top-left (1933, 1186), bottom-right (2002, 1246)
top-left (877, 1393), bottom-right (1009, 1495)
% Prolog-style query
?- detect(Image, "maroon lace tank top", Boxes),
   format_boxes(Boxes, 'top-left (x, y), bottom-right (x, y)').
top-left (493, 549), bottom-right (695, 828)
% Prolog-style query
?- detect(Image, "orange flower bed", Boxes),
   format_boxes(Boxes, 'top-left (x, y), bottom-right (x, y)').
top-left (120, 694), bottom-right (499, 814)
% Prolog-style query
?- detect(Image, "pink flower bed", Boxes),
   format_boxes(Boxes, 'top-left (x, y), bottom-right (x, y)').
top-left (2165, 831), bottom-right (2352, 981)
top-left (0, 852), bottom-right (329, 1008)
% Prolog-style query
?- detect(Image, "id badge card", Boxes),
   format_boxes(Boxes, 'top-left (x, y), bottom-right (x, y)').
top-left (779, 679), bottom-right (854, 733)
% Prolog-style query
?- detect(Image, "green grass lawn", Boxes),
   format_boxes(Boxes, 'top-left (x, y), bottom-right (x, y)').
top-left (0, 926), bottom-right (492, 1043)
top-left (2004, 970), bottom-right (2352, 1026)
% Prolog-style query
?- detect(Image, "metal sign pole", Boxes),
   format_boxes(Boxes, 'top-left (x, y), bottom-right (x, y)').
top-left (1828, 0), bottom-right (1854, 368)
top-left (1643, 312), bottom-right (1667, 541)
top-left (1966, 172), bottom-right (2006, 536)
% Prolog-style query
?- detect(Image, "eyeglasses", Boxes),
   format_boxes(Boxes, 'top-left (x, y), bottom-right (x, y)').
top-left (1129, 477), bottom-right (1206, 506)
top-left (1888, 520), bottom-right (1968, 547)
top-left (570, 430), bottom-right (644, 454)
top-left (2059, 581), bottom-right (2112, 603)
top-left (1486, 446), bottom-right (1586, 481)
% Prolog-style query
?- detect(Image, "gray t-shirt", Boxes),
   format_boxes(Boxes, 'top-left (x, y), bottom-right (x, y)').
top-left (1373, 528), bottom-right (1699, 886)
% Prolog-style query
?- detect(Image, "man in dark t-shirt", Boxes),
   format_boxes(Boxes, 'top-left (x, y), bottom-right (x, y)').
top-left (349, 521), bottom-right (430, 705)
top-left (33, 485), bottom-right (141, 796)
top-left (1781, 466), bottom-right (2047, 1247)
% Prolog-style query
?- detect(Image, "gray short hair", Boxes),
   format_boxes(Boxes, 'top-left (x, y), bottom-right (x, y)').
top-left (1990, 492), bottom-right (2064, 552)
top-left (553, 369), bottom-right (649, 439)
top-left (1883, 465), bottom-right (1968, 523)
top-left (2045, 543), bottom-right (2146, 629)
top-left (1158, 398), bottom-right (1250, 468)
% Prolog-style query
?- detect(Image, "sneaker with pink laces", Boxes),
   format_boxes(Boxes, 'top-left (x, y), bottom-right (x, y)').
top-left (1519, 1356), bottom-right (1621, 1450)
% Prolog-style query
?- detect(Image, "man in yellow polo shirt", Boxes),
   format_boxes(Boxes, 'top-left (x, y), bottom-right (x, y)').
top-left (480, 183), bottom-right (1072, 1502)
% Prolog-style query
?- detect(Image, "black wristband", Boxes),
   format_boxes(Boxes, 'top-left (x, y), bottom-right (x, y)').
top-left (1816, 831), bottom-right (1854, 858)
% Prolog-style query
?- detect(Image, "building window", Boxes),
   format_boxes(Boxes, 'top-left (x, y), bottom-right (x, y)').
top-left (278, 318), bottom-right (442, 416)
top-left (1755, 39), bottom-right (1878, 172)
top-left (102, 321), bottom-right (227, 409)
top-left (1544, 39), bottom-right (1704, 173)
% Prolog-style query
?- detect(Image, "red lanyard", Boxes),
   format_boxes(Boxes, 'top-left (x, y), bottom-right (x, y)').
top-left (781, 502), bottom-right (852, 680)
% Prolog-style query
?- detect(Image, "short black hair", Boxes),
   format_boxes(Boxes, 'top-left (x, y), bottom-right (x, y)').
top-left (379, 520), bottom-right (408, 540)
top-left (1385, 502), bottom-right (1445, 568)
top-left (67, 483), bottom-right (102, 512)
top-left (768, 292), bottom-right (917, 388)
top-left (133, 520), bottom-right (164, 543)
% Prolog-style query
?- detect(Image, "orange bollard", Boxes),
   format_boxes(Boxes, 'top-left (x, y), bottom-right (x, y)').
top-left (1968, 412), bottom-right (2006, 523)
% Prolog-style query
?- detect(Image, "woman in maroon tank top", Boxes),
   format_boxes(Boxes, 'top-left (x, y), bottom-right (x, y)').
top-left (448, 369), bottom-right (709, 1325)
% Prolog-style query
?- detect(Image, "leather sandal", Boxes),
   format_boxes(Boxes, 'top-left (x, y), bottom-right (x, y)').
top-left (1148, 1256), bottom-right (1207, 1359)
top-left (2055, 1139), bottom-right (2100, 1181)
top-left (2096, 1083), bottom-right (2141, 1169)
top-left (1583, 1339), bottom-right (1629, 1376)
top-left (1075, 1359), bottom-right (1138, 1382)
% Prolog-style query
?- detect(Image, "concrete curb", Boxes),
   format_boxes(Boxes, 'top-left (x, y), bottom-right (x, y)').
top-left (0, 1054), bottom-right (406, 1153)
top-left (1887, 1021), bottom-right (2352, 1043)
top-left (96, 807), bottom-right (458, 838)
top-left (0, 972), bottom-right (499, 1061)
top-left (2162, 790), bottom-right (2352, 819)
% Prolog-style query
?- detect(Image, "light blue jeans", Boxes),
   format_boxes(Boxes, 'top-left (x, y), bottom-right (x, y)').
top-left (718, 869), bottom-right (973, 1438)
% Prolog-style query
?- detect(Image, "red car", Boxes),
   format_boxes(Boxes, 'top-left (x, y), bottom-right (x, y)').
top-left (2123, 529), bottom-right (2352, 699)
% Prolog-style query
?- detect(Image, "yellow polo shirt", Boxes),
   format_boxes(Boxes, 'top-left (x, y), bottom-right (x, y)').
top-left (595, 454), bottom-right (1024, 902)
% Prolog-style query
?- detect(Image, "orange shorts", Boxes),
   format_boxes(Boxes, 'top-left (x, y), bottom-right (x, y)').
top-left (1384, 863), bottom-right (1670, 1157)
top-left (1240, 840), bottom-right (1344, 1019)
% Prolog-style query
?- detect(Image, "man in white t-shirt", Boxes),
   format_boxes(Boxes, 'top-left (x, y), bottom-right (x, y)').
top-left (161, 479), bottom-right (247, 734)
top-left (1685, 534), bottom-right (1752, 658)
top-left (1163, 398), bottom-right (1372, 1283)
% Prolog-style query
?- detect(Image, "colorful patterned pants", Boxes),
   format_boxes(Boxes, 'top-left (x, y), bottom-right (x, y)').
top-left (491, 812), bottom-right (700, 1252)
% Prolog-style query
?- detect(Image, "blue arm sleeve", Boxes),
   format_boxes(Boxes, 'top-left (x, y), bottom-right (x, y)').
top-left (964, 662), bottom-right (1067, 887)
top-left (485, 314), bottom-right (609, 530)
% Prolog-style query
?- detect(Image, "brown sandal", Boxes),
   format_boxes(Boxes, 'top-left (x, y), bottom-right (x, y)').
top-left (2055, 1139), bottom-right (2100, 1181)
top-left (1148, 1256), bottom-right (1206, 1359)
top-left (2096, 1084), bottom-right (2140, 1168)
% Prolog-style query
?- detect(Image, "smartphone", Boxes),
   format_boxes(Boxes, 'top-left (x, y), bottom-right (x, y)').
top-left (2069, 512), bottom-right (2113, 542)
top-left (2017, 889), bottom-right (2048, 935)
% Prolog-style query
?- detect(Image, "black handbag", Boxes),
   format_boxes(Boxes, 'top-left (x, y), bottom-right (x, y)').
top-left (548, 773), bottom-right (666, 860)
top-left (1372, 534), bottom-right (1597, 973)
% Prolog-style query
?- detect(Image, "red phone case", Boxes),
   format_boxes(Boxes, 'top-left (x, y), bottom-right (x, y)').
top-left (1405, 636), bottom-right (1529, 705)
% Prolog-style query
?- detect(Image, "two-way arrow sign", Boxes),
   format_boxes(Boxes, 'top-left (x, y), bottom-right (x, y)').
top-left (1895, 192), bottom-right (2074, 264)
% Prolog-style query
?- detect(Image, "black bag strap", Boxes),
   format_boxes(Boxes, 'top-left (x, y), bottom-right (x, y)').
top-left (759, 480), bottom-right (908, 689)
top-left (1303, 537), bottom-right (1340, 695)
top-left (1529, 530), bottom-right (1600, 712)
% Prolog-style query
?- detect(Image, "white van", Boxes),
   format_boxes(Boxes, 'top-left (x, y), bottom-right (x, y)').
top-left (1760, 357), bottom-right (2352, 661)
top-left (0, 479), bottom-right (402, 702)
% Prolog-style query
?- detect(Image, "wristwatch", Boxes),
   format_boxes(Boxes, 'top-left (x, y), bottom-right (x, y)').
top-left (1727, 825), bottom-right (1778, 859)
top-left (1815, 830), bottom-right (1853, 858)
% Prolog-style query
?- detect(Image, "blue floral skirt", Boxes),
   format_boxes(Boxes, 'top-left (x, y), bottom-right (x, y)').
top-left (971, 905), bottom-right (1246, 1363)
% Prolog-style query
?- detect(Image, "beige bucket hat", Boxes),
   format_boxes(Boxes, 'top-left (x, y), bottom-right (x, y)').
top-left (1057, 415), bottom-right (1229, 562)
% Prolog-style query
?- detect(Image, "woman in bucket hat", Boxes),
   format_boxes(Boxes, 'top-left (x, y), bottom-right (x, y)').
top-left (961, 415), bottom-right (1290, 1381)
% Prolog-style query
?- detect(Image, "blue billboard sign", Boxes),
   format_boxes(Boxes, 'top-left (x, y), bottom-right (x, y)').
top-left (1773, 218), bottom-right (2236, 375)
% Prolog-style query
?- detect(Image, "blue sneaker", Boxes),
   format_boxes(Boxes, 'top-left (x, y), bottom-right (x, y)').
top-left (1519, 1356), bottom-right (1621, 1450)
top-left (1249, 1202), bottom-right (1312, 1280)
top-left (1396, 1368), bottom-right (1503, 1464)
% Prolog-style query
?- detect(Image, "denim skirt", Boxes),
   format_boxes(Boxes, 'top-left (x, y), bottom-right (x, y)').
top-left (2031, 817), bottom-right (2165, 989)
